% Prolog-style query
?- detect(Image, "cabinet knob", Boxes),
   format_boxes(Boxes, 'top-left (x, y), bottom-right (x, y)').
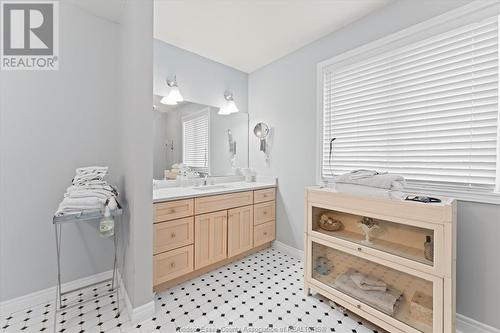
top-left (169, 208), bottom-right (176, 214)
top-left (171, 232), bottom-right (176, 238)
top-left (263, 211), bottom-right (267, 215)
top-left (357, 247), bottom-right (362, 252)
top-left (263, 194), bottom-right (267, 197)
top-left (356, 304), bottom-right (361, 309)
top-left (170, 262), bottom-right (175, 268)
top-left (263, 232), bottom-right (267, 236)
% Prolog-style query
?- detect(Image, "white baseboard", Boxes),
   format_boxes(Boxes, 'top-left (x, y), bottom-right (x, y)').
top-left (0, 270), bottom-right (113, 315)
top-left (272, 240), bottom-right (304, 260)
top-left (457, 314), bottom-right (500, 333)
top-left (117, 270), bottom-right (155, 323)
top-left (0, 270), bottom-right (154, 324)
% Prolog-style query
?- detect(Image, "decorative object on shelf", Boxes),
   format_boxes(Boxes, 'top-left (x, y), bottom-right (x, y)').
top-left (410, 291), bottom-right (433, 326)
top-left (318, 214), bottom-right (343, 231)
top-left (314, 256), bottom-right (331, 275)
top-left (358, 216), bottom-right (379, 245)
top-left (424, 235), bottom-right (434, 262)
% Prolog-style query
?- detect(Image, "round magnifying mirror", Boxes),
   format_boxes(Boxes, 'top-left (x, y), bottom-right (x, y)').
top-left (254, 123), bottom-right (269, 152)
top-left (253, 122), bottom-right (269, 139)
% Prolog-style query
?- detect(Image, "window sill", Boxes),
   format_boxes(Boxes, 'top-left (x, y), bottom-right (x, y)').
top-left (320, 179), bottom-right (500, 205)
top-left (400, 185), bottom-right (500, 205)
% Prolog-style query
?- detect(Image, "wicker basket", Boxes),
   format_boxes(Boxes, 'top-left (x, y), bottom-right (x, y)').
top-left (318, 214), bottom-right (343, 231)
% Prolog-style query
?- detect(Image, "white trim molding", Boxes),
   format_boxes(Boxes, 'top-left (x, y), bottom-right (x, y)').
top-left (457, 314), bottom-right (500, 333)
top-left (0, 270), bottom-right (155, 325)
top-left (117, 271), bottom-right (155, 324)
top-left (0, 270), bottom-right (113, 315)
top-left (272, 240), bottom-right (304, 260)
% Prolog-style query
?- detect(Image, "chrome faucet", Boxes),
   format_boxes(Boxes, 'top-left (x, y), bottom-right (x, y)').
top-left (197, 172), bottom-right (209, 186)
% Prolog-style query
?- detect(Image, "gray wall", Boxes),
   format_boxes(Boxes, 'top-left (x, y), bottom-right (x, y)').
top-left (248, 0), bottom-right (500, 329)
top-left (0, 2), bottom-right (120, 301)
top-left (154, 39), bottom-right (248, 114)
top-left (118, 0), bottom-right (154, 309)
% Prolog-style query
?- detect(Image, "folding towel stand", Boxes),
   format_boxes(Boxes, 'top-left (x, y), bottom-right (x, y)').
top-left (52, 208), bottom-right (122, 328)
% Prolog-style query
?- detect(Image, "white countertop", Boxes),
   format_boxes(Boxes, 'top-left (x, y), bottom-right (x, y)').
top-left (153, 179), bottom-right (277, 203)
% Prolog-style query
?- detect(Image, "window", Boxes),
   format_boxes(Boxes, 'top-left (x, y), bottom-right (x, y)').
top-left (319, 13), bottom-right (500, 203)
top-left (183, 109), bottom-right (209, 173)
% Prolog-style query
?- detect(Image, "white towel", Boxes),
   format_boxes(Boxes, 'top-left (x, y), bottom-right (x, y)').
top-left (349, 270), bottom-right (387, 291)
top-left (334, 183), bottom-right (406, 201)
top-left (335, 269), bottom-right (403, 315)
top-left (55, 166), bottom-right (118, 216)
top-left (336, 170), bottom-right (405, 190)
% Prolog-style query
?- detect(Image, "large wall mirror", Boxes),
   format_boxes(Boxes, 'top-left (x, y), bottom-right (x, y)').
top-left (153, 95), bottom-right (249, 179)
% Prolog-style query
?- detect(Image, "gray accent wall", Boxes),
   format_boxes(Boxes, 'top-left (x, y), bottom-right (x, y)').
top-left (0, 2), bottom-right (120, 301)
top-left (154, 39), bottom-right (248, 114)
top-left (248, 0), bottom-right (500, 329)
top-left (118, 0), bottom-right (154, 309)
top-left (0, 0), bottom-right (155, 312)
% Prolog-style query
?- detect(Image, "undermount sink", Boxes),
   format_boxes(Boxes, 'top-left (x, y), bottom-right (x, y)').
top-left (193, 185), bottom-right (228, 191)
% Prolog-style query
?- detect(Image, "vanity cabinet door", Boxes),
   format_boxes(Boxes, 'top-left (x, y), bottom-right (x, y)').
top-left (195, 211), bottom-right (228, 269)
top-left (228, 205), bottom-right (254, 257)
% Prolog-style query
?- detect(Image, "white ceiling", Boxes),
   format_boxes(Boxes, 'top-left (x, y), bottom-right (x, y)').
top-left (154, 0), bottom-right (392, 73)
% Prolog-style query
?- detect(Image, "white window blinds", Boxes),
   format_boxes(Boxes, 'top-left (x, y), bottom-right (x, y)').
top-left (183, 111), bottom-right (209, 173)
top-left (321, 16), bottom-right (500, 194)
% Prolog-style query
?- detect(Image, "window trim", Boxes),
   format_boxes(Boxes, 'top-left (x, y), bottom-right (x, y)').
top-left (316, 0), bottom-right (500, 204)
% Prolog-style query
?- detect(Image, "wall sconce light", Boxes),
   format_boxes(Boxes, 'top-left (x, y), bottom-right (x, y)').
top-left (160, 75), bottom-right (184, 105)
top-left (218, 91), bottom-right (239, 115)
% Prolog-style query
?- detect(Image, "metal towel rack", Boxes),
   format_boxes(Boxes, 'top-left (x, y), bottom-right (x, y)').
top-left (52, 208), bottom-right (123, 326)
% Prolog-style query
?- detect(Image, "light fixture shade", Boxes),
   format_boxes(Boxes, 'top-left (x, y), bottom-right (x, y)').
top-left (160, 86), bottom-right (183, 105)
top-left (218, 101), bottom-right (239, 115)
top-left (226, 100), bottom-right (239, 114)
top-left (218, 94), bottom-right (239, 115)
top-left (218, 106), bottom-right (232, 115)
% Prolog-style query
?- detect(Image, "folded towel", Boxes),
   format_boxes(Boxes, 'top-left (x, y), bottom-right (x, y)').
top-left (335, 269), bottom-right (403, 315)
top-left (55, 166), bottom-right (118, 216)
top-left (334, 183), bottom-right (406, 201)
top-left (349, 270), bottom-right (387, 291)
top-left (336, 170), bottom-right (405, 190)
top-left (72, 166), bottom-right (109, 186)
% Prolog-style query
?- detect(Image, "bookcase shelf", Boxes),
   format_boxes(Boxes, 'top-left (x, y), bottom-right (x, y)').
top-left (304, 187), bottom-right (456, 333)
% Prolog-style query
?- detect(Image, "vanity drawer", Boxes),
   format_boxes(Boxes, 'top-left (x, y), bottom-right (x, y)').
top-left (154, 217), bottom-right (194, 254)
top-left (194, 191), bottom-right (253, 215)
top-left (153, 245), bottom-right (194, 285)
top-left (154, 199), bottom-right (194, 222)
top-left (254, 201), bottom-right (275, 225)
top-left (254, 188), bottom-right (275, 203)
top-left (254, 220), bottom-right (275, 247)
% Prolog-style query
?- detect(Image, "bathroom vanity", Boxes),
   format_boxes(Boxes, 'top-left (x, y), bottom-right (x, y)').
top-left (153, 181), bottom-right (276, 291)
top-left (304, 187), bottom-right (456, 333)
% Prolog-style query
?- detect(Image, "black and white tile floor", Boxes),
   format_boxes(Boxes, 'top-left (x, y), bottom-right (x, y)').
top-left (1, 248), bottom-right (385, 333)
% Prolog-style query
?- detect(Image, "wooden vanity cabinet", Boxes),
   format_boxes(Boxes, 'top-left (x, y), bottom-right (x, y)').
top-left (227, 205), bottom-right (254, 257)
top-left (194, 211), bottom-right (228, 269)
top-left (153, 187), bottom-right (276, 291)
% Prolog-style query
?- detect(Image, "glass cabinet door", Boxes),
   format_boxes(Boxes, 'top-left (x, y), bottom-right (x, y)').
top-left (309, 205), bottom-right (440, 268)
top-left (310, 240), bottom-right (440, 333)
